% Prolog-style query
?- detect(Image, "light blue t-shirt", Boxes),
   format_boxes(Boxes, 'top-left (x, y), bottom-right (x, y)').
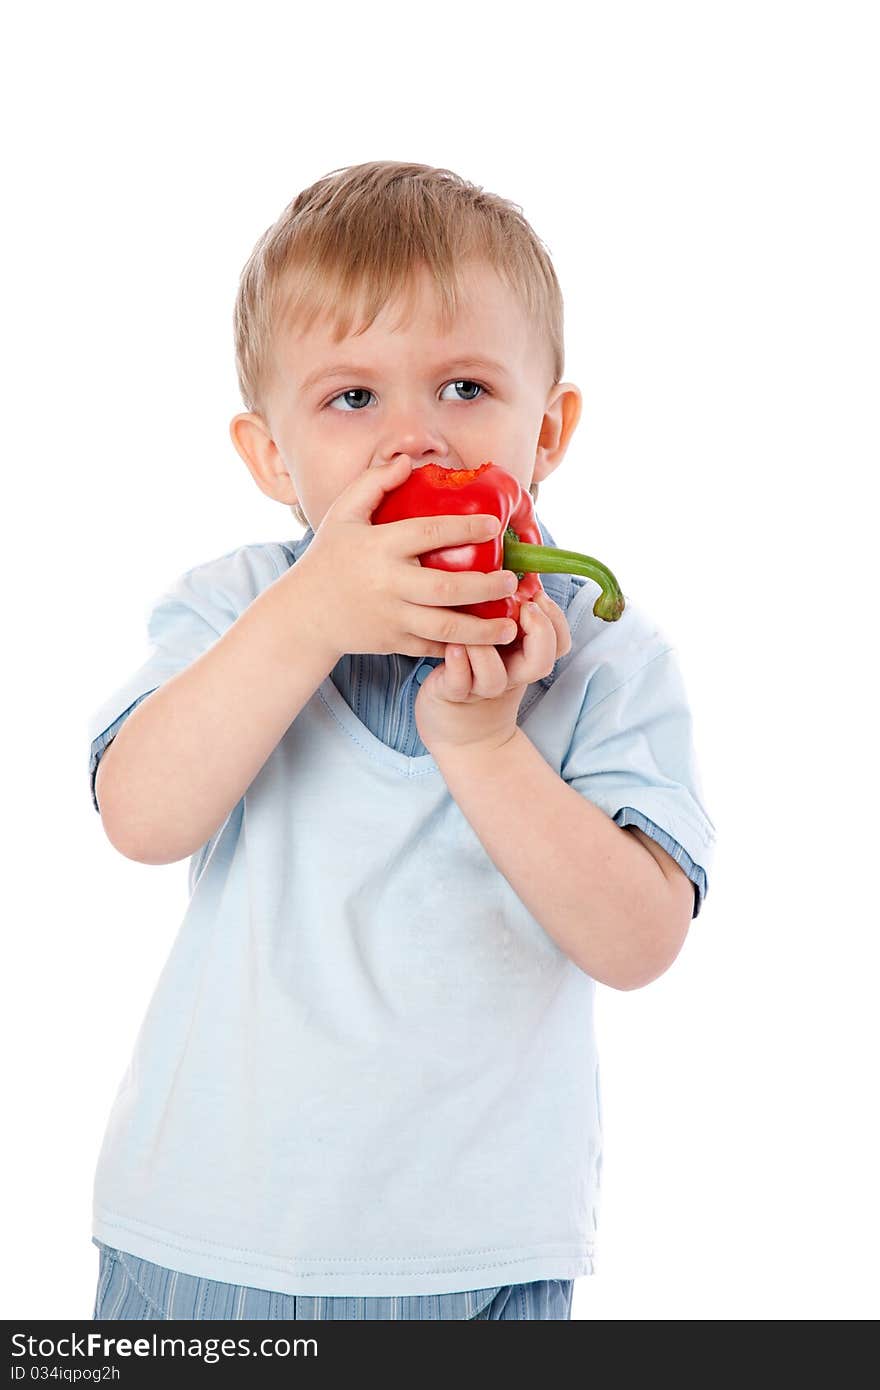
top-left (87, 515), bottom-right (715, 1300)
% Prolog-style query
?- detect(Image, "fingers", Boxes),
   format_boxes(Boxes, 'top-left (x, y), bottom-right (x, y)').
top-left (405, 589), bottom-right (569, 659)
top-left (406, 564), bottom-right (520, 608)
top-left (455, 642), bottom-right (509, 698)
top-left (342, 454), bottom-right (414, 519)
top-left (405, 603), bottom-right (519, 647)
top-left (452, 603), bottom-right (556, 700)
top-left (427, 592), bottom-right (573, 705)
top-left (534, 590), bottom-right (573, 656)
top-left (438, 643), bottom-right (474, 702)
top-left (498, 596), bottom-right (568, 685)
top-left (392, 511), bottom-right (502, 556)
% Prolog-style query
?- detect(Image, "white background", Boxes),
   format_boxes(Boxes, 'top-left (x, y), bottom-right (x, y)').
top-left (3, 0), bottom-right (877, 1321)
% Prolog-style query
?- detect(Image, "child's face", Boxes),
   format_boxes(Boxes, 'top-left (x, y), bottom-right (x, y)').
top-left (232, 259), bottom-right (581, 531)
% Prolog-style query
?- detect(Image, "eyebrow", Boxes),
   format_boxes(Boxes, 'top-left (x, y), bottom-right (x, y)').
top-left (298, 357), bottom-right (511, 394)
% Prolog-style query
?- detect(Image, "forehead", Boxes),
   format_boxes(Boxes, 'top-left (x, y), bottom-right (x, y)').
top-left (280, 260), bottom-right (533, 366)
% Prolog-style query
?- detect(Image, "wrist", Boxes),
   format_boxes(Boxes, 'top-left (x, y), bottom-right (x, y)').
top-left (427, 725), bottom-right (521, 769)
top-left (273, 559), bottom-right (343, 670)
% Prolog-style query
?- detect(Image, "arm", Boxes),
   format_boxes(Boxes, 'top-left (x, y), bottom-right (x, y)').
top-left (96, 563), bottom-right (338, 865)
top-left (431, 729), bottom-right (694, 991)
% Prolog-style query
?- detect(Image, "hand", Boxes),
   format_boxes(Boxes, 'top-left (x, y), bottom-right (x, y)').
top-left (414, 588), bottom-right (572, 755)
top-left (291, 455), bottom-right (522, 660)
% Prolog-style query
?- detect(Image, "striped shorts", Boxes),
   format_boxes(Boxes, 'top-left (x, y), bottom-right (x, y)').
top-left (92, 1240), bottom-right (574, 1320)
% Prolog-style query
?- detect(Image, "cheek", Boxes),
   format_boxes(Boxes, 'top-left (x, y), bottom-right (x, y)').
top-left (327, 459), bottom-right (376, 514)
top-left (482, 425), bottom-right (536, 493)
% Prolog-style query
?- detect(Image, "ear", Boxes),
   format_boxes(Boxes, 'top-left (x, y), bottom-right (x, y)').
top-left (229, 412), bottom-right (300, 507)
top-left (532, 382), bottom-right (583, 486)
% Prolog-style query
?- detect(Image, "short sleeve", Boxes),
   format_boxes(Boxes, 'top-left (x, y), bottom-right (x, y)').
top-left (87, 543), bottom-right (292, 814)
top-left (561, 644), bottom-right (716, 919)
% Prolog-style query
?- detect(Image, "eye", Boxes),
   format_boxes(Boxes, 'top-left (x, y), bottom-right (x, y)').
top-left (324, 379), bottom-right (489, 411)
top-left (439, 379), bottom-right (488, 402)
top-left (326, 388), bottom-right (375, 412)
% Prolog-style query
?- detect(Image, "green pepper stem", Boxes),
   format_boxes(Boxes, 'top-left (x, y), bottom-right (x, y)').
top-left (504, 532), bottom-right (626, 622)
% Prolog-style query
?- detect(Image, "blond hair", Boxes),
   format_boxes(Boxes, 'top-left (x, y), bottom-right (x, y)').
top-left (232, 160), bottom-right (565, 529)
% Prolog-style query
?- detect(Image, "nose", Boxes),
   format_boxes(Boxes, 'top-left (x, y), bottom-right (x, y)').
top-left (376, 417), bottom-right (450, 468)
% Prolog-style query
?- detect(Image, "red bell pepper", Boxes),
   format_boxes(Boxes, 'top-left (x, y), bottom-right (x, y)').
top-left (371, 461), bottom-right (624, 651)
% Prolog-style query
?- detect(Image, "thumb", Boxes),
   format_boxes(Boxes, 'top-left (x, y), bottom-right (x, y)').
top-left (340, 454), bottom-right (414, 521)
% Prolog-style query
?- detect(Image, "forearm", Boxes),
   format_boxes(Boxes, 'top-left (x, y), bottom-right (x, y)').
top-left (431, 729), bottom-right (678, 990)
top-left (96, 564), bottom-right (338, 865)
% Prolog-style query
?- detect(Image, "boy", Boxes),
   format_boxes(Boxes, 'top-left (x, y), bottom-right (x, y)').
top-left (88, 160), bottom-right (715, 1320)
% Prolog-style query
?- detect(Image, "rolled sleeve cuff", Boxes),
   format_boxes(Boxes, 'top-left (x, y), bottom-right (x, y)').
top-left (89, 689), bottom-right (159, 814)
top-left (613, 806), bottom-right (708, 919)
